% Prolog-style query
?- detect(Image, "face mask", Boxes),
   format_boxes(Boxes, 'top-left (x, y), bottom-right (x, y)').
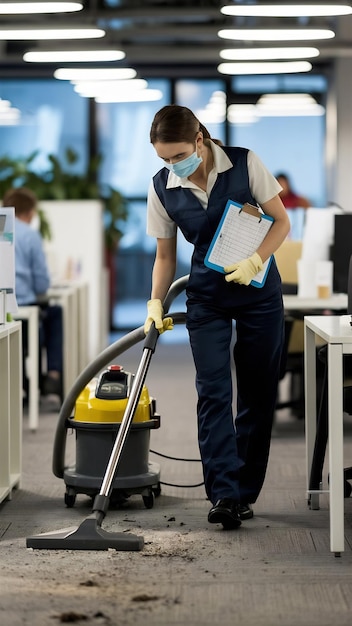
top-left (165, 148), bottom-right (202, 178)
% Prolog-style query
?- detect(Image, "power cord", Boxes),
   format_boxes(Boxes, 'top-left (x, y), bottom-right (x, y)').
top-left (150, 449), bottom-right (201, 462)
top-left (149, 448), bottom-right (204, 489)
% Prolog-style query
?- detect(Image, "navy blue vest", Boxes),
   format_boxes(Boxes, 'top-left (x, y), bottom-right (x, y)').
top-left (153, 146), bottom-right (281, 306)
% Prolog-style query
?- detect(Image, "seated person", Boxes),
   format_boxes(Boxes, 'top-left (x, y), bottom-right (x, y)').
top-left (276, 172), bottom-right (311, 210)
top-left (2, 187), bottom-right (63, 398)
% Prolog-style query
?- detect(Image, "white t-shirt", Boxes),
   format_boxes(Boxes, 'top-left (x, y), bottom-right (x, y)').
top-left (147, 141), bottom-right (282, 239)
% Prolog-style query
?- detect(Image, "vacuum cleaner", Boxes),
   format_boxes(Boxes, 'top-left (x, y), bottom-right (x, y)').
top-left (62, 362), bottom-right (161, 510)
top-left (26, 275), bottom-right (188, 552)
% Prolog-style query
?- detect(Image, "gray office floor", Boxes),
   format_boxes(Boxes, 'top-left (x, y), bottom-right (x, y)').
top-left (1, 332), bottom-right (352, 626)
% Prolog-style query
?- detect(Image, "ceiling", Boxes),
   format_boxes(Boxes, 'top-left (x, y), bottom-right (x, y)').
top-left (1, 1), bottom-right (352, 79)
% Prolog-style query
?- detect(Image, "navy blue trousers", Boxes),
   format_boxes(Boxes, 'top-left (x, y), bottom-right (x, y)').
top-left (22, 303), bottom-right (63, 392)
top-left (186, 289), bottom-right (284, 505)
top-left (39, 304), bottom-right (63, 372)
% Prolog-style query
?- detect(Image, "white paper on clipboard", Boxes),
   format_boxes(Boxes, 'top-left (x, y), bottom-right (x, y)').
top-left (204, 200), bottom-right (274, 288)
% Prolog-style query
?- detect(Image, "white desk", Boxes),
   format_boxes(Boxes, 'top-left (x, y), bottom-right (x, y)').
top-left (304, 314), bottom-right (352, 555)
top-left (48, 281), bottom-right (90, 396)
top-left (48, 285), bottom-right (79, 397)
top-left (13, 283), bottom-right (88, 431)
top-left (0, 321), bottom-right (22, 503)
top-left (284, 293), bottom-right (348, 313)
top-left (75, 281), bottom-right (89, 371)
top-left (14, 306), bottom-right (40, 432)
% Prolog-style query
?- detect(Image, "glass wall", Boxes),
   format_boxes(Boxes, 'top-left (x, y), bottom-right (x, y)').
top-left (0, 79), bottom-right (88, 174)
top-left (228, 74), bottom-right (327, 208)
top-left (98, 78), bottom-right (232, 316)
top-left (97, 79), bottom-right (170, 197)
top-left (230, 115), bottom-right (326, 208)
top-left (0, 74), bottom-right (328, 328)
top-left (175, 79), bottom-right (227, 144)
top-left (96, 79), bottom-right (171, 312)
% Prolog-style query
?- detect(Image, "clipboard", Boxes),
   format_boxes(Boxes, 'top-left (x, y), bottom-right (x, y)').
top-left (204, 200), bottom-right (274, 288)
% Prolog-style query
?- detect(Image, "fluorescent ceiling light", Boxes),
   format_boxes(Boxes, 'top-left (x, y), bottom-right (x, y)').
top-left (221, 4), bottom-right (352, 17)
top-left (73, 79), bottom-right (148, 96)
top-left (228, 104), bottom-right (259, 125)
top-left (218, 29), bottom-right (335, 41)
top-left (0, 98), bottom-right (20, 126)
top-left (0, 108), bottom-right (20, 118)
top-left (0, 114), bottom-right (21, 126)
top-left (0, 98), bottom-right (12, 111)
top-left (95, 89), bottom-right (163, 103)
top-left (0, 98), bottom-right (19, 111)
top-left (0, 2), bottom-right (83, 14)
top-left (257, 108), bottom-right (324, 116)
top-left (217, 61), bottom-right (312, 75)
top-left (24, 50), bottom-right (125, 63)
top-left (0, 28), bottom-right (105, 40)
top-left (257, 93), bottom-right (318, 105)
top-left (227, 94), bottom-right (325, 124)
top-left (256, 93), bottom-right (325, 116)
top-left (257, 104), bottom-right (325, 116)
top-left (219, 47), bottom-right (320, 61)
top-left (54, 68), bottom-right (137, 80)
top-left (196, 91), bottom-right (227, 124)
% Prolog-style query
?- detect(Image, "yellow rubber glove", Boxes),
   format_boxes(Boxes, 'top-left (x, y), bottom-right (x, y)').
top-left (224, 252), bottom-right (263, 286)
top-left (144, 298), bottom-right (174, 335)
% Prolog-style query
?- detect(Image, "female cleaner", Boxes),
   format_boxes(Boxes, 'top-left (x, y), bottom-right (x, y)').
top-left (144, 105), bottom-right (290, 529)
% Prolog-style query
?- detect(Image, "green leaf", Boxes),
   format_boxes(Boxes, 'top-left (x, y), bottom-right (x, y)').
top-left (0, 148), bottom-right (128, 246)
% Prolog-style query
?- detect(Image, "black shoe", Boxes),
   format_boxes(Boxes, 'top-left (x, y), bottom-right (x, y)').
top-left (239, 503), bottom-right (254, 520)
top-left (208, 498), bottom-right (241, 530)
top-left (41, 374), bottom-right (62, 397)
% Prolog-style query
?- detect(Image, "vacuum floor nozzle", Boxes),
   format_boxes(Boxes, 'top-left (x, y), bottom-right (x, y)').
top-left (26, 514), bottom-right (144, 551)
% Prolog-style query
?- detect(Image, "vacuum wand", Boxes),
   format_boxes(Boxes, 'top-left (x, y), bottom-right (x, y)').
top-left (92, 326), bottom-right (159, 522)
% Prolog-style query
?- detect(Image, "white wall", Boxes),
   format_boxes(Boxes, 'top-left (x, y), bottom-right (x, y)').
top-left (334, 58), bottom-right (352, 212)
top-left (328, 19), bottom-right (352, 213)
top-left (41, 199), bottom-right (108, 361)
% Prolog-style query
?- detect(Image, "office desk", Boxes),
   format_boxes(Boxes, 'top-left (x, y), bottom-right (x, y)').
top-left (0, 321), bottom-right (22, 502)
top-left (304, 314), bottom-right (352, 555)
top-left (277, 294), bottom-right (348, 412)
top-left (48, 285), bottom-right (79, 397)
top-left (283, 293), bottom-right (348, 315)
top-left (48, 281), bottom-right (89, 396)
top-left (14, 306), bottom-right (40, 432)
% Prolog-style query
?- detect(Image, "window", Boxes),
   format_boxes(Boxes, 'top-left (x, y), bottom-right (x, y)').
top-left (0, 79), bottom-right (88, 174)
top-left (228, 73), bottom-right (328, 207)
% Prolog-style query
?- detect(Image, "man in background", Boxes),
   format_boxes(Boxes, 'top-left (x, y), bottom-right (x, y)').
top-left (276, 172), bottom-right (311, 210)
top-left (2, 187), bottom-right (63, 399)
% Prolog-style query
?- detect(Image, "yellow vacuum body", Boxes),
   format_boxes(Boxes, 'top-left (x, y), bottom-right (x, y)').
top-left (74, 365), bottom-right (154, 424)
top-left (64, 365), bottom-right (161, 508)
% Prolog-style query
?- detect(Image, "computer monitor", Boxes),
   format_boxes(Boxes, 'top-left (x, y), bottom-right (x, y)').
top-left (301, 207), bottom-right (340, 262)
top-left (331, 214), bottom-right (352, 294)
top-left (348, 254), bottom-right (352, 317)
top-left (0, 214), bottom-right (6, 236)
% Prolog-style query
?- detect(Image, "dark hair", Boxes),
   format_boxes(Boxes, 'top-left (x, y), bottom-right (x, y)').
top-left (276, 173), bottom-right (290, 183)
top-left (2, 187), bottom-right (37, 217)
top-left (150, 104), bottom-right (211, 145)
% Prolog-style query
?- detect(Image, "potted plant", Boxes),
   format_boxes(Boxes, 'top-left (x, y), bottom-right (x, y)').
top-left (0, 148), bottom-right (129, 247)
top-left (0, 148), bottom-right (129, 336)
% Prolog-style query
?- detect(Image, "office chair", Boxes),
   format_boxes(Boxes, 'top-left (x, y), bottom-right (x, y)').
top-left (277, 316), bottom-right (305, 416)
top-left (275, 241), bottom-right (305, 416)
top-left (274, 240), bottom-right (302, 294)
top-left (308, 254), bottom-right (352, 499)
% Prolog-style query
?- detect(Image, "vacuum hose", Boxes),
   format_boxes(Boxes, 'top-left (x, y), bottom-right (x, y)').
top-left (52, 275), bottom-right (189, 478)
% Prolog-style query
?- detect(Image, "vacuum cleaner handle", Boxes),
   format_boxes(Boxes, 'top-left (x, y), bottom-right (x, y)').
top-left (143, 322), bottom-right (160, 352)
